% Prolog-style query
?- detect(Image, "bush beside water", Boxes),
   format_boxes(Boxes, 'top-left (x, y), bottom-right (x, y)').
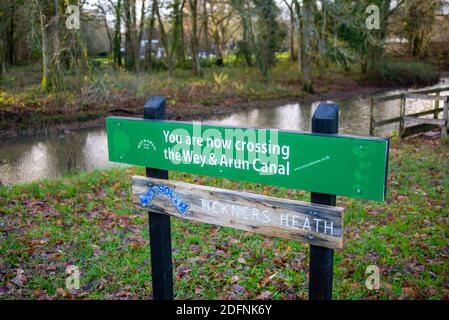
top-left (369, 60), bottom-right (441, 87)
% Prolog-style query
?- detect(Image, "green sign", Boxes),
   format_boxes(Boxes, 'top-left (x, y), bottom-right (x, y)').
top-left (106, 117), bottom-right (389, 201)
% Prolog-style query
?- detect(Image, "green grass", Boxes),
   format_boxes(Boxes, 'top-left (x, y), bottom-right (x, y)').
top-left (0, 136), bottom-right (448, 300)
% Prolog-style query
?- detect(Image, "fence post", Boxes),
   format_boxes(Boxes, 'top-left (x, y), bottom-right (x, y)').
top-left (434, 91), bottom-right (440, 119)
top-left (144, 96), bottom-right (174, 300)
top-left (308, 103), bottom-right (338, 300)
top-left (399, 95), bottom-right (406, 138)
top-left (369, 97), bottom-right (375, 136)
top-left (443, 97), bottom-right (448, 142)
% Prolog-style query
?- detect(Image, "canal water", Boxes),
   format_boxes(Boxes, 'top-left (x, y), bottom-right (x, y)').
top-left (1, 78), bottom-right (448, 185)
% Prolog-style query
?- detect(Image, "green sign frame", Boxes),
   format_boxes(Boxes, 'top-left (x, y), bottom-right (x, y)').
top-left (106, 116), bottom-right (389, 201)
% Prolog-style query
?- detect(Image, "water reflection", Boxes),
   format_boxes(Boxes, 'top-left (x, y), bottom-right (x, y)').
top-left (207, 98), bottom-right (374, 135)
top-left (210, 103), bottom-right (313, 132)
top-left (207, 78), bottom-right (449, 135)
top-left (0, 128), bottom-right (123, 185)
top-left (0, 78), bottom-right (447, 185)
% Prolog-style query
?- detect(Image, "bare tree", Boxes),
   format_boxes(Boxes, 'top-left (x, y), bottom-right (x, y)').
top-left (95, 1), bottom-right (113, 57)
top-left (209, 1), bottom-right (238, 63)
top-left (299, 0), bottom-right (313, 92)
top-left (283, 0), bottom-right (296, 62)
top-left (188, 0), bottom-right (203, 76)
top-left (404, 0), bottom-right (441, 58)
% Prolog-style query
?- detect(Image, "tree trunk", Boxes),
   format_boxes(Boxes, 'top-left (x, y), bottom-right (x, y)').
top-left (155, 0), bottom-right (174, 77)
top-left (318, 0), bottom-right (327, 75)
top-left (172, 0), bottom-right (186, 65)
top-left (179, 0), bottom-right (186, 63)
top-left (1, 62), bottom-right (5, 78)
top-left (37, 1), bottom-right (50, 91)
top-left (368, 0), bottom-right (393, 71)
top-left (293, 0), bottom-right (302, 71)
top-left (284, 1), bottom-right (296, 63)
top-left (136, 0), bottom-right (146, 72)
top-left (202, 0), bottom-right (209, 56)
top-left (98, 4), bottom-right (113, 56)
top-left (189, 0), bottom-right (202, 77)
top-left (230, 0), bottom-right (253, 67)
top-left (246, 1), bottom-right (268, 82)
top-left (289, 5), bottom-right (295, 62)
top-left (146, 0), bottom-right (157, 71)
top-left (114, 0), bottom-right (122, 68)
top-left (52, 0), bottom-right (63, 88)
top-left (301, 0), bottom-right (314, 93)
top-left (7, 0), bottom-right (15, 65)
top-left (131, 0), bottom-right (138, 71)
top-left (124, 0), bottom-right (137, 70)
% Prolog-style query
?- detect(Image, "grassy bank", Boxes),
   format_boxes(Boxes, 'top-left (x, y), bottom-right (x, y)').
top-left (0, 136), bottom-right (448, 300)
top-left (0, 57), bottom-right (441, 138)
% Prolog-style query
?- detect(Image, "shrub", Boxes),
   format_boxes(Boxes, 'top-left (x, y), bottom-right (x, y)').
top-left (369, 60), bottom-right (440, 87)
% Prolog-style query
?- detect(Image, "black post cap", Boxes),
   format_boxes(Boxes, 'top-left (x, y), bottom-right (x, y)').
top-left (312, 103), bottom-right (339, 134)
top-left (144, 96), bottom-right (166, 120)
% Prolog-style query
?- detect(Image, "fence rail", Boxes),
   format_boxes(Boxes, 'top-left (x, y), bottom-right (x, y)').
top-left (369, 86), bottom-right (449, 140)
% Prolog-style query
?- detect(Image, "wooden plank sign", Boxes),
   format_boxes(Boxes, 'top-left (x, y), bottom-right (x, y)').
top-left (132, 176), bottom-right (344, 249)
top-left (107, 117), bottom-right (389, 201)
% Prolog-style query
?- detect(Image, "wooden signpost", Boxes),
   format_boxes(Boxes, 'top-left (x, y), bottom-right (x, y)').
top-left (132, 176), bottom-right (344, 249)
top-left (106, 96), bottom-right (390, 300)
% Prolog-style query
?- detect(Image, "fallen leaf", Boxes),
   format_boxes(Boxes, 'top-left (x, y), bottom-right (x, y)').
top-left (257, 291), bottom-right (273, 300)
top-left (11, 269), bottom-right (26, 287)
top-left (231, 275), bottom-right (239, 284)
top-left (176, 266), bottom-right (191, 279)
top-left (237, 257), bottom-right (246, 264)
top-left (57, 287), bottom-right (67, 297)
top-left (231, 284), bottom-right (246, 294)
top-left (0, 286), bottom-right (9, 294)
top-left (189, 244), bottom-right (201, 253)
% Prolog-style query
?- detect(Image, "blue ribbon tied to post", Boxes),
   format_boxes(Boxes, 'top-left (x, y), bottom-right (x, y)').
top-left (139, 184), bottom-right (191, 216)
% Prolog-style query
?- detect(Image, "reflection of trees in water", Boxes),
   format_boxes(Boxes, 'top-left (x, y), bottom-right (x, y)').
top-left (0, 141), bottom-right (30, 163)
top-left (249, 103), bottom-right (311, 131)
top-left (256, 107), bottom-right (281, 129)
top-left (300, 103), bottom-right (313, 132)
top-left (65, 132), bottom-right (77, 172)
top-left (211, 103), bottom-right (313, 132)
top-left (47, 131), bottom-right (89, 174)
top-left (1, 128), bottom-right (107, 184)
top-left (0, 139), bottom-right (52, 184)
top-left (338, 98), bottom-right (370, 135)
top-left (0, 141), bottom-right (54, 184)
